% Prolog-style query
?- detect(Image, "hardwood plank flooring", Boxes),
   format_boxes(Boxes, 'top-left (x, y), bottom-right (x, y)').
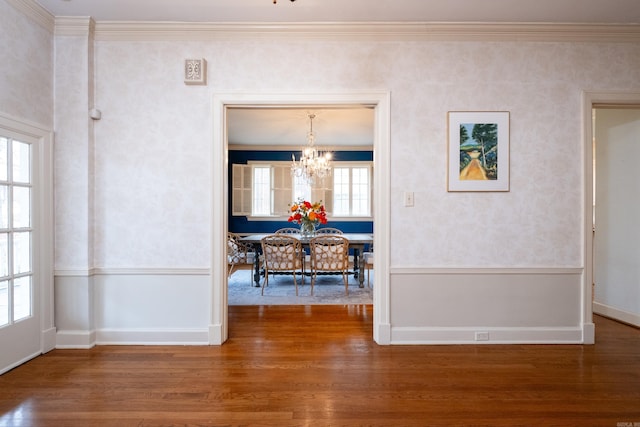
top-left (1, 305), bottom-right (640, 426)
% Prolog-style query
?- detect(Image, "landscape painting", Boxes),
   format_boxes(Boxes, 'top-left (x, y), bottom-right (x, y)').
top-left (447, 111), bottom-right (510, 192)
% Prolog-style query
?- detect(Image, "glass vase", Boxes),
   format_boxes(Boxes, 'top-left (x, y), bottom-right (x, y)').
top-left (300, 220), bottom-right (317, 238)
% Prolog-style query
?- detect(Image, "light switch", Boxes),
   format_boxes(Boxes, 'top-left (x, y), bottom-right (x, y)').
top-left (404, 191), bottom-right (414, 207)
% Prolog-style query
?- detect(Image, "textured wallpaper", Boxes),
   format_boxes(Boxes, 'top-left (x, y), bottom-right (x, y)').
top-left (53, 35), bottom-right (93, 269)
top-left (54, 37), bottom-right (640, 269)
top-left (0, 0), bottom-right (53, 127)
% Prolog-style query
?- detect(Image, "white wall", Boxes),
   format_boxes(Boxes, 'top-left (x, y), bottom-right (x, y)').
top-left (80, 39), bottom-right (640, 269)
top-left (0, 0), bottom-right (53, 126)
top-left (47, 21), bottom-right (640, 345)
top-left (594, 108), bottom-right (640, 326)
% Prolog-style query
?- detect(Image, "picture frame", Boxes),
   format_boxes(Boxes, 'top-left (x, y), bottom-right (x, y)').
top-left (447, 111), bottom-right (510, 192)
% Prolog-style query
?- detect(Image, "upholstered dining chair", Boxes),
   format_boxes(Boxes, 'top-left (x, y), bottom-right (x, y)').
top-left (227, 232), bottom-right (256, 283)
top-left (260, 234), bottom-right (304, 296)
top-left (309, 235), bottom-right (350, 296)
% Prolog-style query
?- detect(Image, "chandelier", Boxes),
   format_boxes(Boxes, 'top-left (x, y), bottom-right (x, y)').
top-left (291, 114), bottom-right (332, 185)
top-left (273, 0), bottom-right (296, 3)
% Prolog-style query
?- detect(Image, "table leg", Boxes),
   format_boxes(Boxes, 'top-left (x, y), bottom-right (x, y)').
top-left (252, 243), bottom-right (261, 287)
top-left (353, 246), bottom-right (365, 288)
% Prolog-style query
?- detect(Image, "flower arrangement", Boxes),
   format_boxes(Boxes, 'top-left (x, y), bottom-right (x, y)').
top-left (287, 199), bottom-right (328, 228)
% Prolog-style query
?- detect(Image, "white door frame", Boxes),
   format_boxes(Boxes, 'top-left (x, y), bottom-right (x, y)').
top-left (582, 91), bottom-right (640, 343)
top-left (0, 112), bottom-right (54, 374)
top-left (209, 92), bottom-right (391, 345)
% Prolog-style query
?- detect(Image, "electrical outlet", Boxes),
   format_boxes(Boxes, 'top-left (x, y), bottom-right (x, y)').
top-left (475, 331), bottom-right (489, 341)
top-left (404, 191), bottom-right (414, 207)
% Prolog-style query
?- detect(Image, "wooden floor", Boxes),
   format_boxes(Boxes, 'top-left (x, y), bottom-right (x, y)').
top-left (1, 306), bottom-right (640, 426)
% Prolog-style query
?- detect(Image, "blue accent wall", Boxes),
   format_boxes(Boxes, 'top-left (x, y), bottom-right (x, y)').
top-left (228, 150), bottom-right (373, 234)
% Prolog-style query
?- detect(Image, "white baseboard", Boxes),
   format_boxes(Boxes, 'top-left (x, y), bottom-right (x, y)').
top-left (593, 302), bottom-right (640, 327)
top-left (95, 328), bottom-right (209, 345)
top-left (0, 350), bottom-right (42, 375)
top-left (375, 323), bottom-right (391, 345)
top-left (391, 326), bottom-right (584, 344)
top-left (583, 322), bottom-right (595, 344)
top-left (56, 330), bottom-right (96, 349)
top-left (208, 324), bottom-right (225, 345)
top-left (42, 327), bottom-right (57, 352)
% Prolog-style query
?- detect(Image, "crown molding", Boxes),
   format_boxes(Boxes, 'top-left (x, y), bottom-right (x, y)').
top-left (92, 21), bottom-right (640, 43)
top-left (228, 144), bottom-right (373, 151)
top-left (54, 16), bottom-right (95, 37)
top-left (5, 0), bottom-right (54, 33)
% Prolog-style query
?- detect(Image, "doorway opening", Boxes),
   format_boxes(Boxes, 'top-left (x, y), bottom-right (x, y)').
top-left (226, 106), bottom-right (374, 305)
top-left (583, 91), bottom-right (640, 342)
top-left (591, 102), bottom-right (640, 329)
top-left (210, 92), bottom-right (391, 345)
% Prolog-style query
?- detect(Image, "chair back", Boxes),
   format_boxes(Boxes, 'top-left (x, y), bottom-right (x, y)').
top-left (261, 235), bottom-right (303, 272)
top-left (275, 227), bottom-right (300, 235)
top-left (315, 227), bottom-right (343, 235)
top-left (309, 235), bottom-right (349, 271)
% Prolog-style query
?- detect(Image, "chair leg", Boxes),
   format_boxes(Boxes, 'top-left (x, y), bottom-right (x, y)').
top-left (261, 270), bottom-right (269, 295)
top-left (292, 271), bottom-right (298, 296)
top-left (228, 264), bottom-right (234, 279)
top-left (343, 271), bottom-right (349, 296)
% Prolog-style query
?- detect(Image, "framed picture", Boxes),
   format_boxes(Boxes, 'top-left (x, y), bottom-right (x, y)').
top-left (447, 111), bottom-right (510, 192)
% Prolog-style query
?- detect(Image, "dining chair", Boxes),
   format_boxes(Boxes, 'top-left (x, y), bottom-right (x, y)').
top-left (313, 229), bottom-right (346, 270)
top-left (275, 227), bottom-right (306, 274)
top-left (227, 232), bottom-right (256, 283)
top-left (309, 235), bottom-right (350, 296)
top-left (260, 234), bottom-right (304, 296)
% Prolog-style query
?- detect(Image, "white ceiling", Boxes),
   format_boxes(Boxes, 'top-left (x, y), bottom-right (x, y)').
top-left (32, 0), bottom-right (640, 24)
top-left (32, 0), bottom-right (638, 146)
top-left (227, 107), bottom-right (374, 147)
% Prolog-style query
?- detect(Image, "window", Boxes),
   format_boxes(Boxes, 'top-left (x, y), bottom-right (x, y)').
top-left (252, 166), bottom-right (271, 215)
top-left (232, 160), bottom-right (372, 219)
top-left (332, 165), bottom-right (371, 217)
top-left (0, 136), bottom-right (33, 327)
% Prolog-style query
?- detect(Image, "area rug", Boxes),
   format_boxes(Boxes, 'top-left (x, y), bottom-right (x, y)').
top-left (228, 271), bottom-right (373, 305)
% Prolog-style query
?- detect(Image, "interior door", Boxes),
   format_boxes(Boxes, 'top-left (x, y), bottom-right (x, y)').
top-left (0, 133), bottom-right (40, 374)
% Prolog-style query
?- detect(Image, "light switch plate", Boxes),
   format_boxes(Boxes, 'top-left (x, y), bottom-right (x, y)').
top-left (404, 191), bottom-right (414, 207)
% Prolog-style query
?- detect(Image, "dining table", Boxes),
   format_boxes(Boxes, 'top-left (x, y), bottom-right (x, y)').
top-left (239, 233), bottom-right (374, 288)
